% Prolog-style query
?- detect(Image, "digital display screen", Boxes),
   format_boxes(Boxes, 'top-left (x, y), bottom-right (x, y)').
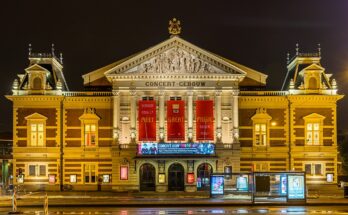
top-left (49, 175), bottom-right (56, 184)
top-left (159, 173), bottom-right (165, 183)
top-left (187, 173), bottom-right (195, 184)
top-left (120, 166), bottom-right (128, 180)
top-left (138, 143), bottom-right (215, 155)
top-left (236, 176), bottom-right (248, 191)
top-left (280, 176), bottom-right (287, 194)
top-left (288, 175), bottom-right (305, 199)
top-left (210, 175), bottom-right (224, 195)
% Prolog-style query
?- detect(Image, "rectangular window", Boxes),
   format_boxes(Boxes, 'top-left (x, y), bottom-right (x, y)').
top-left (306, 123), bottom-right (320, 145)
top-left (255, 123), bottom-right (267, 146)
top-left (28, 164), bottom-right (46, 176)
top-left (254, 163), bottom-right (268, 171)
top-left (304, 163), bottom-right (323, 176)
top-left (84, 124), bottom-right (96, 146)
top-left (30, 123), bottom-right (44, 146)
top-left (170, 96), bottom-right (182, 101)
top-left (142, 96), bottom-right (154, 101)
top-left (84, 164), bottom-right (96, 183)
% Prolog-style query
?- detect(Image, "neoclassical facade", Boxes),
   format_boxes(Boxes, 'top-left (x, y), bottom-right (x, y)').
top-left (6, 21), bottom-right (343, 191)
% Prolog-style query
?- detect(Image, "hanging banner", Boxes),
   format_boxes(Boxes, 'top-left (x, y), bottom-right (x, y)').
top-left (196, 100), bottom-right (214, 140)
top-left (167, 100), bottom-right (185, 141)
top-left (138, 100), bottom-right (156, 141)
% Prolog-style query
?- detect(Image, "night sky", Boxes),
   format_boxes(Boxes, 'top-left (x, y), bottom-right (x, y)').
top-left (1, 1), bottom-right (348, 132)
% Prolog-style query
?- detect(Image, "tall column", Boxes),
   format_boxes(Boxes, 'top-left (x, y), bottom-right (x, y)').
top-left (159, 90), bottom-right (165, 141)
top-left (187, 90), bottom-right (193, 141)
top-left (112, 89), bottom-right (120, 143)
top-left (231, 90), bottom-right (239, 143)
top-left (215, 90), bottom-right (222, 141)
top-left (130, 89), bottom-right (137, 142)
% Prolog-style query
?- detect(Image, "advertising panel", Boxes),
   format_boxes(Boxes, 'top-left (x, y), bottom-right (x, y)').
top-left (287, 175), bottom-right (305, 199)
top-left (236, 176), bottom-right (248, 191)
top-left (210, 175), bottom-right (224, 195)
top-left (187, 173), bottom-right (195, 184)
top-left (48, 175), bottom-right (56, 184)
top-left (326, 173), bottom-right (334, 183)
top-left (138, 143), bottom-right (215, 155)
top-left (167, 100), bottom-right (185, 141)
top-left (70, 175), bottom-right (77, 183)
top-left (159, 173), bottom-right (166, 183)
top-left (17, 174), bottom-right (24, 184)
top-left (120, 166), bottom-right (128, 180)
top-left (138, 100), bottom-right (156, 141)
top-left (280, 176), bottom-right (287, 195)
top-left (103, 174), bottom-right (110, 183)
top-left (196, 100), bottom-right (214, 140)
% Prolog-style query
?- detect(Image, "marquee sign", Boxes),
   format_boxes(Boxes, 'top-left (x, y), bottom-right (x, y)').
top-left (196, 100), bottom-right (214, 140)
top-left (167, 100), bottom-right (185, 141)
top-left (138, 143), bottom-right (215, 155)
top-left (138, 100), bottom-right (156, 141)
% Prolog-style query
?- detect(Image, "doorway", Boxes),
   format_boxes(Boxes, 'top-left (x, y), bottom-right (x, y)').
top-left (168, 163), bottom-right (185, 191)
top-left (139, 163), bottom-right (156, 191)
top-left (197, 163), bottom-right (213, 191)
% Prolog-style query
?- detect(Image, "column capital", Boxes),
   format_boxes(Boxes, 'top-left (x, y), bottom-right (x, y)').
top-left (215, 89), bottom-right (222, 96)
top-left (158, 90), bottom-right (165, 96)
top-left (112, 90), bottom-right (120, 96)
top-left (231, 90), bottom-right (240, 96)
top-left (129, 89), bottom-right (137, 96)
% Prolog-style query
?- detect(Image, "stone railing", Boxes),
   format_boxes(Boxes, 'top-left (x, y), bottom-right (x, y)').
top-left (62, 91), bottom-right (112, 97)
top-left (239, 91), bottom-right (289, 96)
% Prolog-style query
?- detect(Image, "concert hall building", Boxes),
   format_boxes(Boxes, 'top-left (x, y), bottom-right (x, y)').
top-left (6, 19), bottom-right (343, 192)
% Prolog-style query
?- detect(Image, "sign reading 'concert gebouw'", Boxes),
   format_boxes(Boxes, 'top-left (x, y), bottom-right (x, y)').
top-left (196, 100), bottom-right (214, 140)
top-left (167, 100), bottom-right (185, 141)
top-left (138, 100), bottom-right (156, 141)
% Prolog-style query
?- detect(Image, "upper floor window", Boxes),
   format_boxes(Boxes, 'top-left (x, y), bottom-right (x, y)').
top-left (79, 108), bottom-right (100, 147)
top-left (84, 124), bottom-right (96, 146)
top-left (25, 113), bottom-right (47, 147)
top-left (251, 108), bottom-right (272, 147)
top-left (255, 123), bottom-right (267, 146)
top-left (254, 162), bottom-right (269, 171)
top-left (306, 123), bottom-right (320, 145)
top-left (84, 164), bottom-right (96, 184)
top-left (303, 113), bottom-right (325, 146)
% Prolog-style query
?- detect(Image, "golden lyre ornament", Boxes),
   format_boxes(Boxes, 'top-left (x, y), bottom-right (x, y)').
top-left (168, 18), bottom-right (181, 36)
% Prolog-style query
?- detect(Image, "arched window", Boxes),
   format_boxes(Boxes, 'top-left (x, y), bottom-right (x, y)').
top-left (197, 163), bottom-right (213, 191)
top-left (33, 77), bottom-right (42, 90)
top-left (139, 163), bottom-right (156, 191)
top-left (308, 77), bottom-right (318, 89)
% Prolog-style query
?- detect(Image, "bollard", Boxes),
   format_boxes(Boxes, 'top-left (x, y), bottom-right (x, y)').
top-left (44, 193), bottom-right (48, 215)
top-left (12, 190), bottom-right (17, 212)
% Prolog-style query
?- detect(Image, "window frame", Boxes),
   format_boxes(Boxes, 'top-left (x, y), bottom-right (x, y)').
top-left (251, 108), bottom-right (272, 147)
top-left (303, 113), bottom-right (325, 146)
top-left (253, 162), bottom-right (269, 171)
top-left (303, 163), bottom-right (324, 176)
top-left (84, 164), bottom-right (97, 184)
top-left (79, 109), bottom-right (100, 147)
top-left (27, 163), bottom-right (47, 178)
top-left (25, 113), bottom-right (47, 147)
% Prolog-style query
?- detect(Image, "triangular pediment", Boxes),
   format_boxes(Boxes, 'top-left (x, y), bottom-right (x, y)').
top-left (300, 64), bottom-right (325, 73)
top-left (25, 64), bottom-right (50, 73)
top-left (83, 36), bottom-right (268, 86)
top-left (25, 113), bottom-right (48, 120)
top-left (303, 113), bottom-right (325, 120)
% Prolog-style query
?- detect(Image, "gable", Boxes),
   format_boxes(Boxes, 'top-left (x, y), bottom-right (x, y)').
top-left (25, 112), bottom-right (48, 120)
top-left (25, 64), bottom-right (50, 73)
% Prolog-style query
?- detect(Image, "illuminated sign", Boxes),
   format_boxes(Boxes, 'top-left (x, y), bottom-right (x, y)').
top-left (103, 174), bottom-right (110, 183)
top-left (70, 175), bottom-right (77, 183)
top-left (326, 173), bottom-right (334, 183)
top-left (280, 176), bottom-right (287, 194)
top-left (210, 175), bottom-right (224, 195)
top-left (48, 175), bottom-right (56, 184)
top-left (138, 143), bottom-right (215, 155)
top-left (17, 174), bottom-right (24, 184)
top-left (159, 173), bottom-right (166, 183)
top-left (187, 173), bottom-right (195, 184)
top-left (236, 176), bottom-right (248, 191)
top-left (287, 175), bottom-right (305, 199)
top-left (120, 166), bottom-right (128, 180)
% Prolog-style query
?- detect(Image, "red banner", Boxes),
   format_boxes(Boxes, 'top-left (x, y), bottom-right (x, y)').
top-left (167, 100), bottom-right (185, 141)
top-left (196, 100), bottom-right (214, 141)
top-left (138, 100), bottom-right (156, 141)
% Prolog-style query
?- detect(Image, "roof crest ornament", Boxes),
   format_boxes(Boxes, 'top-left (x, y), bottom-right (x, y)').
top-left (318, 43), bottom-right (321, 57)
top-left (28, 44), bottom-right (32, 57)
top-left (168, 18), bottom-right (181, 36)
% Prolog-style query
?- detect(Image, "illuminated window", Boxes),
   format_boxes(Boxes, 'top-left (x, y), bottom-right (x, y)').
top-left (84, 164), bottom-right (96, 184)
top-left (25, 113), bottom-right (47, 147)
top-left (28, 164), bottom-right (46, 176)
top-left (304, 163), bottom-right (323, 176)
top-left (306, 123), bottom-right (320, 145)
top-left (303, 113), bottom-right (325, 146)
top-left (79, 108), bottom-right (100, 147)
top-left (255, 123), bottom-right (267, 146)
top-left (84, 124), bottom-right (96, 146)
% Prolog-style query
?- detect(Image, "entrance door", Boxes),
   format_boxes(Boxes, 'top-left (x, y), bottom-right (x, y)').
top-left (168, 163), bottom-right (185, 191)
top-left (140, 163), bottom-right (156, 191)
top-left (197, 163), bottom-right (213, 191)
